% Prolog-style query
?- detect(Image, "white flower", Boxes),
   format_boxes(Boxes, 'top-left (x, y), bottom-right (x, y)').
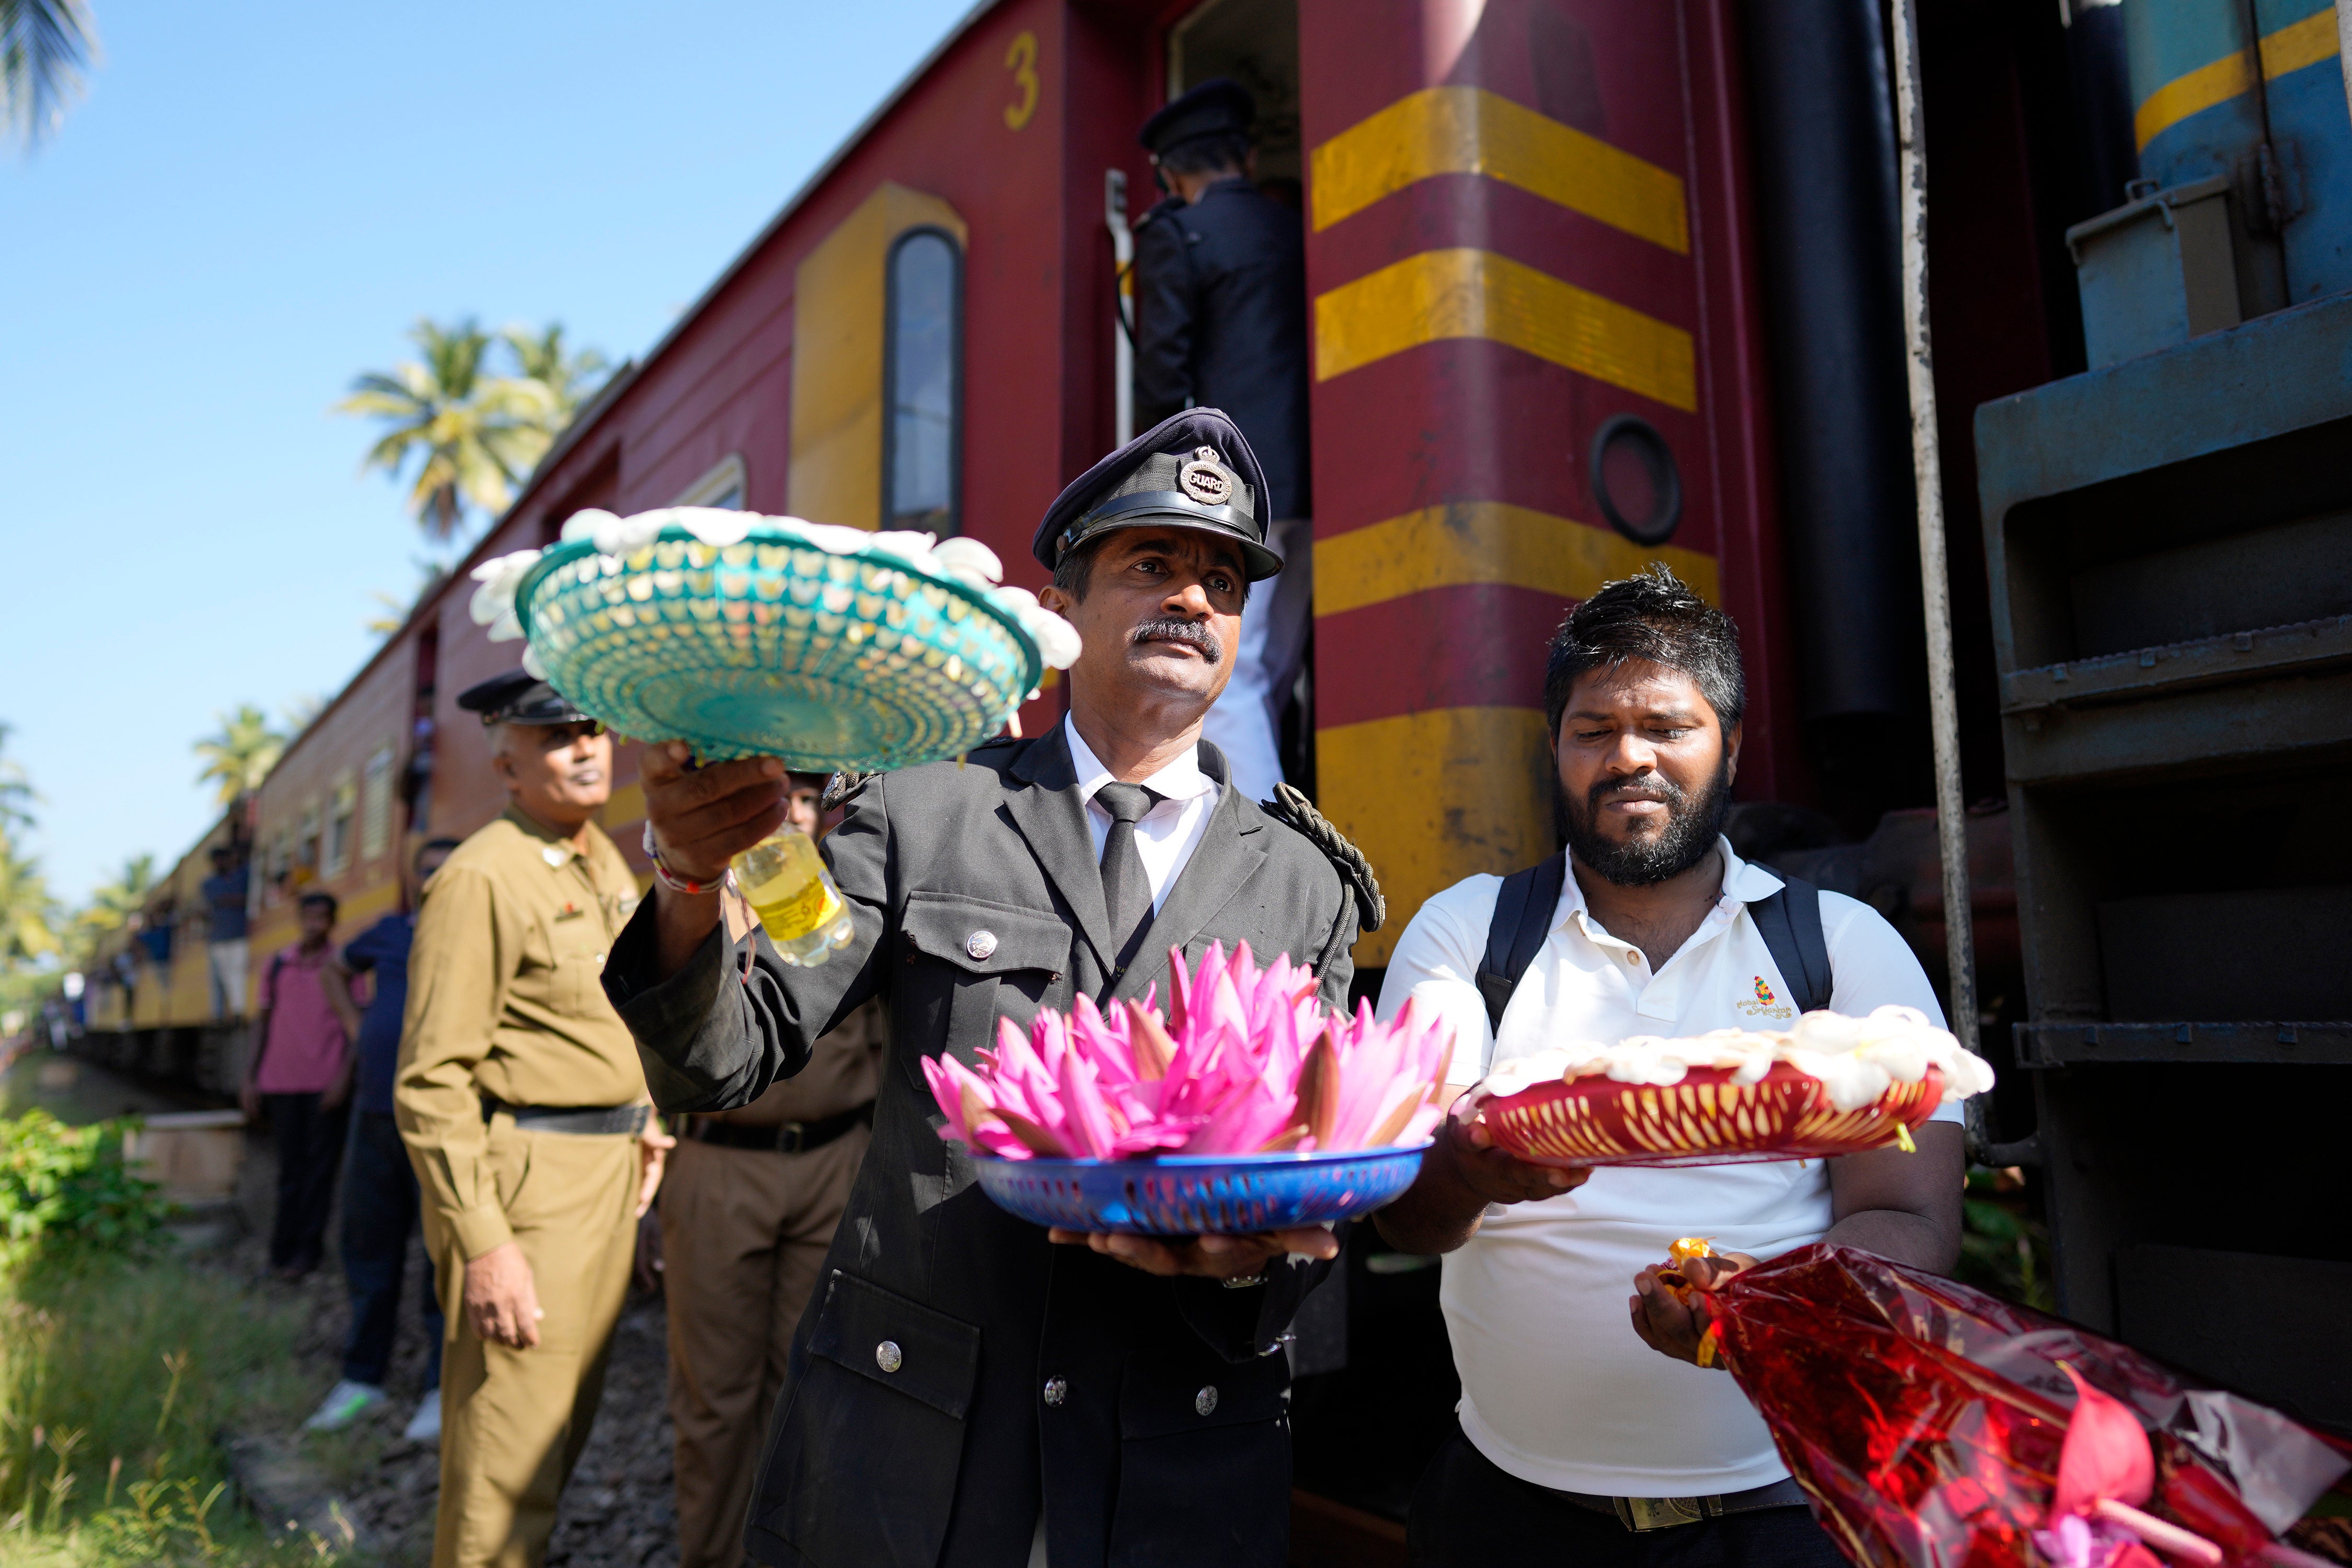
top-left (561, 508), bottom-right (622, 543)
top-left (868, 529), bottom-right (941, 564)
top-left (673, 507), bottom-right (752, 547)
top-left (1473, 1006), bottom-right (1997, 1110)
top-left (468, 549), bottom-right (545, 642)
top-left (522, 644), bottom-right (550, 681)
top-left (1478, 1048), bottom-right (1575, 1100)
top-left (792, 518), bottom-right (884, 556)
top-left (1007, 600), bottom-right (1082, 669)
top-left (1789, 1010), bottom-right (1868, 1053)
top-left (930, 536), bottom-right (1004, 589)
top-left (1598, 1042), bottom-right (1690, 1086)
top-left (563, 508), bottom-right (667, 555)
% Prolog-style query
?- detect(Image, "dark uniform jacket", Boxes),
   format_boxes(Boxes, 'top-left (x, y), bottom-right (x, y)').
top-left (1133, 178), bottom-right (1312, 521)
top-left (603, 727), bottom-right (1359, 1568)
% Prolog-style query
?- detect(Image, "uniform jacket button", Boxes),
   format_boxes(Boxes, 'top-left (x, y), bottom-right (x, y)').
top-left (875, 1340), bottom-right (902, 1374)
top-left (1043, 1376), bottom-right (1067, 1407)
top-left (1194, 1385), bottom-right (1218, 1417)
top-left (966, 930), bottom-right (998, 961)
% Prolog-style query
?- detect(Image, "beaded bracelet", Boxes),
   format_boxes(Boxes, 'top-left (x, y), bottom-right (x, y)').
top-left (642, 822), bottom-right (725, 896)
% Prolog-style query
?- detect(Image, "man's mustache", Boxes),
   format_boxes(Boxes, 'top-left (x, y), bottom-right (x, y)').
top-left (1129, 618), bottom-right (1223, 663)
top-left (1589, 775), bottom-right (1685, 812)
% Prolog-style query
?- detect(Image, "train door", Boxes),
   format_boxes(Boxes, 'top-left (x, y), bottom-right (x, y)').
top-left (1155, 0), bottom-right (1318, 792)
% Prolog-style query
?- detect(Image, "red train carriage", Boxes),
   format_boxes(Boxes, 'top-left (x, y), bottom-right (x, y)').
top-left (76, 0), bottom-right (2125, 1550)
top-left (242, 0), bottom-right (1828, 982)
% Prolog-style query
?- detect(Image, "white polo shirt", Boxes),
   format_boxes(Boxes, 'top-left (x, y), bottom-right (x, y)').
top-left (1376, 837), bottom-right (1959, 1498)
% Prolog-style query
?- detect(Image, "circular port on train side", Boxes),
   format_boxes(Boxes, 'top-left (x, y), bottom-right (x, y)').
top-left (1589, 414), bottom-right (1684, 547)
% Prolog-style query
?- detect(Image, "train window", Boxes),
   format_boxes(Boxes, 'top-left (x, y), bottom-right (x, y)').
top-left (361, 746), bottom-right (395, 861)
top-left (297, 800), bottom-right (321, 884)
top-left (883, 228), bottom-right (962, 534)
top-left (674, 453), bottom-right (747, 510)
top-left (325, 777), bottom-right (357, 878)
top-left (263, 827), bottom-right (290, 902)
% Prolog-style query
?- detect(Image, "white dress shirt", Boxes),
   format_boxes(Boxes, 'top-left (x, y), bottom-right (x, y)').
top-left (1063, 715), bottom-right (1221, 915)
top-left (1376, 837), bottom-right (1960, 1498)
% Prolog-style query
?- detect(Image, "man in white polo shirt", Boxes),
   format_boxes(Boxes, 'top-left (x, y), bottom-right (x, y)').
top-left (1374, 565), bottom-right (1965, 1567)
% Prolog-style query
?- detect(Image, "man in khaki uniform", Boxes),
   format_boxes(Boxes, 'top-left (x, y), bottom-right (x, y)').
top-left (397, 670), bottom-right (672, 1568)
top-left (659, 773), bottom-right (884, 1568)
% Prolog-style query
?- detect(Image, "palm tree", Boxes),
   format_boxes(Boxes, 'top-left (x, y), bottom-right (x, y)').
top-left (281, 693), bottom-right (323, 735)
top-left (365, 558), bottom-right (451, 638)
top-left (68, 850), bottom-right (152, 961)
top-left (334, 318), bottom-right (557, 541)
top-left (193, 704), bottom-right (286, 806)
top-left (502, 322), bottom-right (612, 424)
top-left (0, 721), bottom-right (35, 836)
top-left (0, 834), bottom-right (59, 970)
top-left (2, 0), bottom-right (100, 151)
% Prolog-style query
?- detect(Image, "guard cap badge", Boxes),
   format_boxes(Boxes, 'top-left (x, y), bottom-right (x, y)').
top-left (1177, 446), bottom-right (1236, 508)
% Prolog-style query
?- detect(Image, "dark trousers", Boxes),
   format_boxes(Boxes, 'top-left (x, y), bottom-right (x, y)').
top-left (340, 1112), bottom-right (444, 1388)
top-left (1409, 1425), bottom-right (1846, 1568)
top-left (263, 1091), bottom-right (349, 1273)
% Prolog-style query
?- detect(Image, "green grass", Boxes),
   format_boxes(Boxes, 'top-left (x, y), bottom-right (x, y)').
top-left (0, 1241), bottom-right (343, 1564)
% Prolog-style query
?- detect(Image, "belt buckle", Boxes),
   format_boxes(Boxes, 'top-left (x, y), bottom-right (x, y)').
top-left (1616, 1496), bottom-right (1706, 1532)
top-left (776, 1121), bottom-right (807, 1153)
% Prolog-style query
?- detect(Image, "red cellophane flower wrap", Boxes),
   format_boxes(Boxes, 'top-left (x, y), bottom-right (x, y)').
top-left (1704, 1246), bottom-right (2350, 1568)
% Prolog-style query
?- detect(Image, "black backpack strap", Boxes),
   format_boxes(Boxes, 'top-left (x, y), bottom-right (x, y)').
top-left (1474, 853), bottom-right (1566, 1034)
top-left (1746, 874), bottom-right (1834, 1016)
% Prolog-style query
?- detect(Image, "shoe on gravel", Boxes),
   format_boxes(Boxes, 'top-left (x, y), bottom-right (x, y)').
top-left (303, 1380), bottom-right (388, 1433)
top-left (402, 1387), bottom-right (442, 1444)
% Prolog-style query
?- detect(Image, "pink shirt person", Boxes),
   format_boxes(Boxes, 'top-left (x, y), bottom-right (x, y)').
top-left (255, 941), bottom-right (348, 1093)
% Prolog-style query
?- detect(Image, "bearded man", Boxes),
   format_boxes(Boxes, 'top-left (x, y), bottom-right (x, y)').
top-left (601, 411), bottom-right (1379, 1568)
top-left (1372, 564), bottom-right (1965, 1568)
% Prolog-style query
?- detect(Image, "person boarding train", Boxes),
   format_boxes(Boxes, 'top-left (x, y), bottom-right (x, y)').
top-left (1132, 78), bottom-right (1314, 804)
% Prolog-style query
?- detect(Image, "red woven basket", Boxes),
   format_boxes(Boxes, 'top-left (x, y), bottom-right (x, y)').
top-left (1479, 1061), bottom-right (1946, 1168)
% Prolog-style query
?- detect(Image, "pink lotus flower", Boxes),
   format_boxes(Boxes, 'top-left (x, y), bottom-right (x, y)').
top-left (921, 942), bottom-right (1453, 1161)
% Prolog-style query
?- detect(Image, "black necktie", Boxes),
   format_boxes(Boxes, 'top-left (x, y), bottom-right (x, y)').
top-left (1096, 782), bottom-right (1164, 976)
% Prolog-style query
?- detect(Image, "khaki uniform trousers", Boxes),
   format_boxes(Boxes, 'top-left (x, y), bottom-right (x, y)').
top-left (425, 1116), bottom-right (639, 1568)
top-left (660, 1124), bottom-right (871, 1568)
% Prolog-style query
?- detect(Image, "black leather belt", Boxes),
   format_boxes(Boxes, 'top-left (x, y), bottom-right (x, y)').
top-left (1551, 1477), bottom-right (1809, 1531)
top-left (681, 1101), bottom-right (873, 1155)
top-left (481, 1098), bottom-right (649, 1136)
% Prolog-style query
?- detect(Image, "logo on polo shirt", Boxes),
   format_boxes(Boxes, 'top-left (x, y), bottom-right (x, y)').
top-left (1736, 975), bottom-right (1793, 1021)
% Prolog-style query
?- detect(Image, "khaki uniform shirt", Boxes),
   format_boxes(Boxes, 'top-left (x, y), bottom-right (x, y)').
top-left (712, 997), bottom-right (885, 1125)
top-left (396, 808), bottom-right (646, 1260)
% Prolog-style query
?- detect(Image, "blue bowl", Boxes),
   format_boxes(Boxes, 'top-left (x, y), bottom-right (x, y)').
top-left (971, 1142), bottom-right (1431, 1235)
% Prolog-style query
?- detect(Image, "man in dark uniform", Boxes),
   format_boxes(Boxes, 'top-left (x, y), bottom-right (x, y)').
top-left (1132, 78), bottom-right (1313, 806)
top-left (602, 410), bottom-right (1383, 1568)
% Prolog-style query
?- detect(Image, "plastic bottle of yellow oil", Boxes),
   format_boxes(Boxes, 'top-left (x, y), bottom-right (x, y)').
top-left (729, 826), bottom-right (855, 966)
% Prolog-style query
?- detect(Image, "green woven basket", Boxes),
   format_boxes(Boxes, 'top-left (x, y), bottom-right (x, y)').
top-left (513, 525), bottom-right (1045, 771)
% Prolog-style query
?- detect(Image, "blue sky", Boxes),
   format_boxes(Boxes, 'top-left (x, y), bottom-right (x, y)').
top-left (3, 0), bottom-right (976, 903)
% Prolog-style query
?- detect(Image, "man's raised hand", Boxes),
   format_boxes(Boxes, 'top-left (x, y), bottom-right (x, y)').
top-left (639, 741), bottom-right (793, 885)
